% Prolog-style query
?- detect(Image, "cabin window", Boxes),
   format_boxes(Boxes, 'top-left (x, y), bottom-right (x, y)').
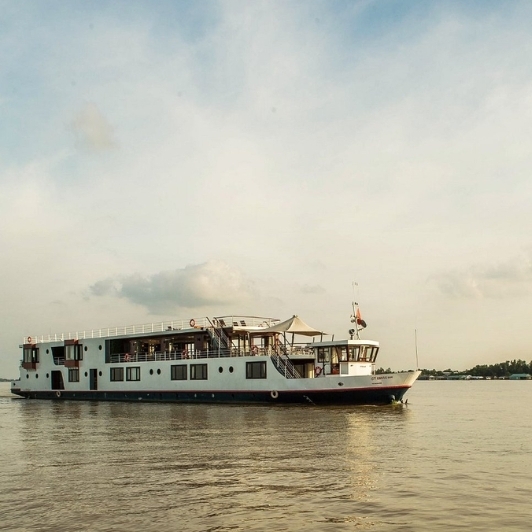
top-left (52, 346), bottom-right (65, 364)
top-left (68, 368), bottom-right (80, 382)
top-left (317, 348), bottom-right (330, 363)
top-left (23, 348), bottom-right (39, 363)
top-left (110, 367), bottom-right (124, 381)
top-left (246, 361), bottom-right (267, 379)
top-left (367, 346), bottom-right (379, 362)
top-left (65, 344), bottom-right (83, 361)
top-left (190, 364), bottom-right (207, 380)
top-left (349, 347), bottom-right (359, 361)
top-left (171, 365), bottom-right (187, 380)
top-left (338, 347), bottom-right (348, 362)
top-left (357, 346), bottom-right (378, 362)
top-left (126, 367), bottom-right (141, 381)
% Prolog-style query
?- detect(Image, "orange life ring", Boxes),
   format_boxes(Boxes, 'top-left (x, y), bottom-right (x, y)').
top-left (27, 336), bottom-right (32, 344)
top-left (251, 346), bottom-right (258, 355)
top-left (315, 366), bottom-right (322, 377)
top-left (124, 354), bottom-right (131, 362)
top-left (189, 319), bottom-right (196, 327)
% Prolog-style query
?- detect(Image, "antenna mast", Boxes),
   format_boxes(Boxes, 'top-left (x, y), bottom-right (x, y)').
top-left (415, 329), bottom-right (419, 369)
top-left (350, 281), bottom-right (361, 339)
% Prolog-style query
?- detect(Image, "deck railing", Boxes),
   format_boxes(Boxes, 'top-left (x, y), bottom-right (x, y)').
top-left (108, 345), bottom-right (314, 364)
top-left (24, 316), bottom-right (281, 344)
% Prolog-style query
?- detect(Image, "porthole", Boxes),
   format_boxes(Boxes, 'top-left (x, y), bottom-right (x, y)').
top-left (157, 369), bottom-right (161, 375)
top-left (26, 374), bottom-right (29, 379)
top-left (46, 373), bottom-right (49, 378)
top-left (150, 369), bottom-right (154, 375)
top-left (99, 371), bottom-right (102, 377)
top-left (229, 366), bottom-right (234, 373)
top-left (219, 367), bottom-right (223, 373)
top-left (99, 345), bottom-right (102, 350)
top-left (46, 349), bottom-right (49, 354)
top-left (84, 346), bottom-right (88, 351)
top-left (35, 374), bottom-right (39, 379)
top-left (84, 372), bottom-right (88, 377)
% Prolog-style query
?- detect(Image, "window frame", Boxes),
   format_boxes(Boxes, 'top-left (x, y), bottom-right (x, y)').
top-left (246, 361), bottom-right (267, 379)
top-left (126, 366), bottom-right (141, 381)
top-left (190, 364), bottom-right (208, 380)
top-left (171, 364), bottom-right (188, 381)
top-left (110, 367), bottom-right (124, 381)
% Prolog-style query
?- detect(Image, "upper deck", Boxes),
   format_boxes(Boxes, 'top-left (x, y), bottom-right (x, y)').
top-left (22, 315), bottom-right (282, 345)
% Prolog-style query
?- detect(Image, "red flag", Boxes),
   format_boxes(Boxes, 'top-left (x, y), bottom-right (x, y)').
top-left (356, 308), bottom-right (367, 328)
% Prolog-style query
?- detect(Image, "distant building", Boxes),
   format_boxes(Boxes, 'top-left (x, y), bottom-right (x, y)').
top-left (509, 374), bottom-right (531, 380)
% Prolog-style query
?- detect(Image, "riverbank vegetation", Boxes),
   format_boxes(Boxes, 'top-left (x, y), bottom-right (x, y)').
top-left (385, 359), bottom-right (532, 379)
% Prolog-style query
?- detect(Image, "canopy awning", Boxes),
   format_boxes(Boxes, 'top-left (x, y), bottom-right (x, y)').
top-left (257, 315), bottom-right (324, 337)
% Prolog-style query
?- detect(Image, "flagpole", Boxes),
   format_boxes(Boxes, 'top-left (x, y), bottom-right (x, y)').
top-left (415, 329), bottom-right (419, 369)
top-left (352, 281), bottom-right (360, 339)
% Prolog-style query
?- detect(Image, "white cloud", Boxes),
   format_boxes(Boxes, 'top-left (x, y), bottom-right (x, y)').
top-left (90, 260), bottom-right (257, 313)
top-left (430, 253), bottom-right (532, 299)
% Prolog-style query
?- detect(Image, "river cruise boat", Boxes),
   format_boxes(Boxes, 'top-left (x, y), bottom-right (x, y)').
top-left (11, 312), bottom-right (420, 405)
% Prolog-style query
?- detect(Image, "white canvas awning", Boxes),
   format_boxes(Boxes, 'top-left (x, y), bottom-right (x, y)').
top-left (257, 315), bottom-right (324, 337)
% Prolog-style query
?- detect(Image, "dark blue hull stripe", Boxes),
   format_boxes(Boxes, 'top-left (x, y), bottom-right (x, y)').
top-left (12, 386), bottom-right (410, 405)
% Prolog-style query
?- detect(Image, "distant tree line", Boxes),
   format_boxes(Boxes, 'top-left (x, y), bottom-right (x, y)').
top-left (375, 359), bottom-right (532, 377)
top-left (417, 359), bottom-right (532, 378)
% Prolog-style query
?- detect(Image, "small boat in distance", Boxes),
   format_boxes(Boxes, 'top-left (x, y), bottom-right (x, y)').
top-left (11, 309), bottom-right (420, 405)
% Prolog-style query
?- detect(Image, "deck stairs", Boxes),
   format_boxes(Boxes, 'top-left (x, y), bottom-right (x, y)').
top-left (271, 349), bottom-right (301, 379)
top-left (206, 319), bottom-right (232, 353)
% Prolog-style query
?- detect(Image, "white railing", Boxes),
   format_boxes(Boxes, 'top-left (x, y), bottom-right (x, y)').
top-left (23, 315), bottom-right (281, 345)
top-left (108, 345), bottom-right (314, 364)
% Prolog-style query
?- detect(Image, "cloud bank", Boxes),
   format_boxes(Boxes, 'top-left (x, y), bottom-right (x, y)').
top-left (90, 260), bottom-right (256, 313)
top-left (430, 253), bottom-right (532, 299)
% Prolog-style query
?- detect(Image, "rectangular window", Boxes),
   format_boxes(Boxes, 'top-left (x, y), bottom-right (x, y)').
top-left (65, 344), bottom-right (83, 361)
top-left (338, 347), bottom-right (348, 362)
top-left (126, 366), bottom-right (141, 381)
top-left (246, 361), bottom-right (267, 379)
top-left (190, 364), bottom-right (207, 380)
top-left (68, 368), bottom-right (79, 382)
top-left (23, 348), bottom-right (39, 363)
top-left (171, 364), bottom-right (187, 380)
top-left (349, 347), bottom-right (360, 361)
top-left (52, 346), bottom-right (65, 363)
top-left (317, 348), bottom-right (330, 363)
top-left (110, 367), bottom-right (124, 381)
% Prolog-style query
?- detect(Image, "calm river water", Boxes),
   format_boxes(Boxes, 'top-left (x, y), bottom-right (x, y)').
top-left (1, 380), bottom-right (531, 531)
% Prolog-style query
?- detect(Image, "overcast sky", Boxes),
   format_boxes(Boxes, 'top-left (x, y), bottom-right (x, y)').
top-left (2, 0), bottom-right (532, 377)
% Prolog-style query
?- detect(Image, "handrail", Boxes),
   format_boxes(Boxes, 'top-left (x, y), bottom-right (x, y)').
top-left (206, 318), bottom-right (232, 353)
top-left (23, 315), bottom-right (281, 344)
top-left (270, 350), bottom-right (302, 379)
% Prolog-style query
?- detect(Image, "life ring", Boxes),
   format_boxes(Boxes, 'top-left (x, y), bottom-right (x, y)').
top-left (251, 346), bottom-right (258, 355)
top-left (270, 390), bottom-right (279, 399)
top-left (124, 353), bottom-right (131, 362)
top-left (182, 349), bottom-right (189, 359)
top-left (55, 391), bottom-right (61, 398)
top-left (315, 366), bottom-right (322, 377)
top-left (189, 319), bottom-right (196, 327)
top-left (27, 336), bottom-right (32, 344)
